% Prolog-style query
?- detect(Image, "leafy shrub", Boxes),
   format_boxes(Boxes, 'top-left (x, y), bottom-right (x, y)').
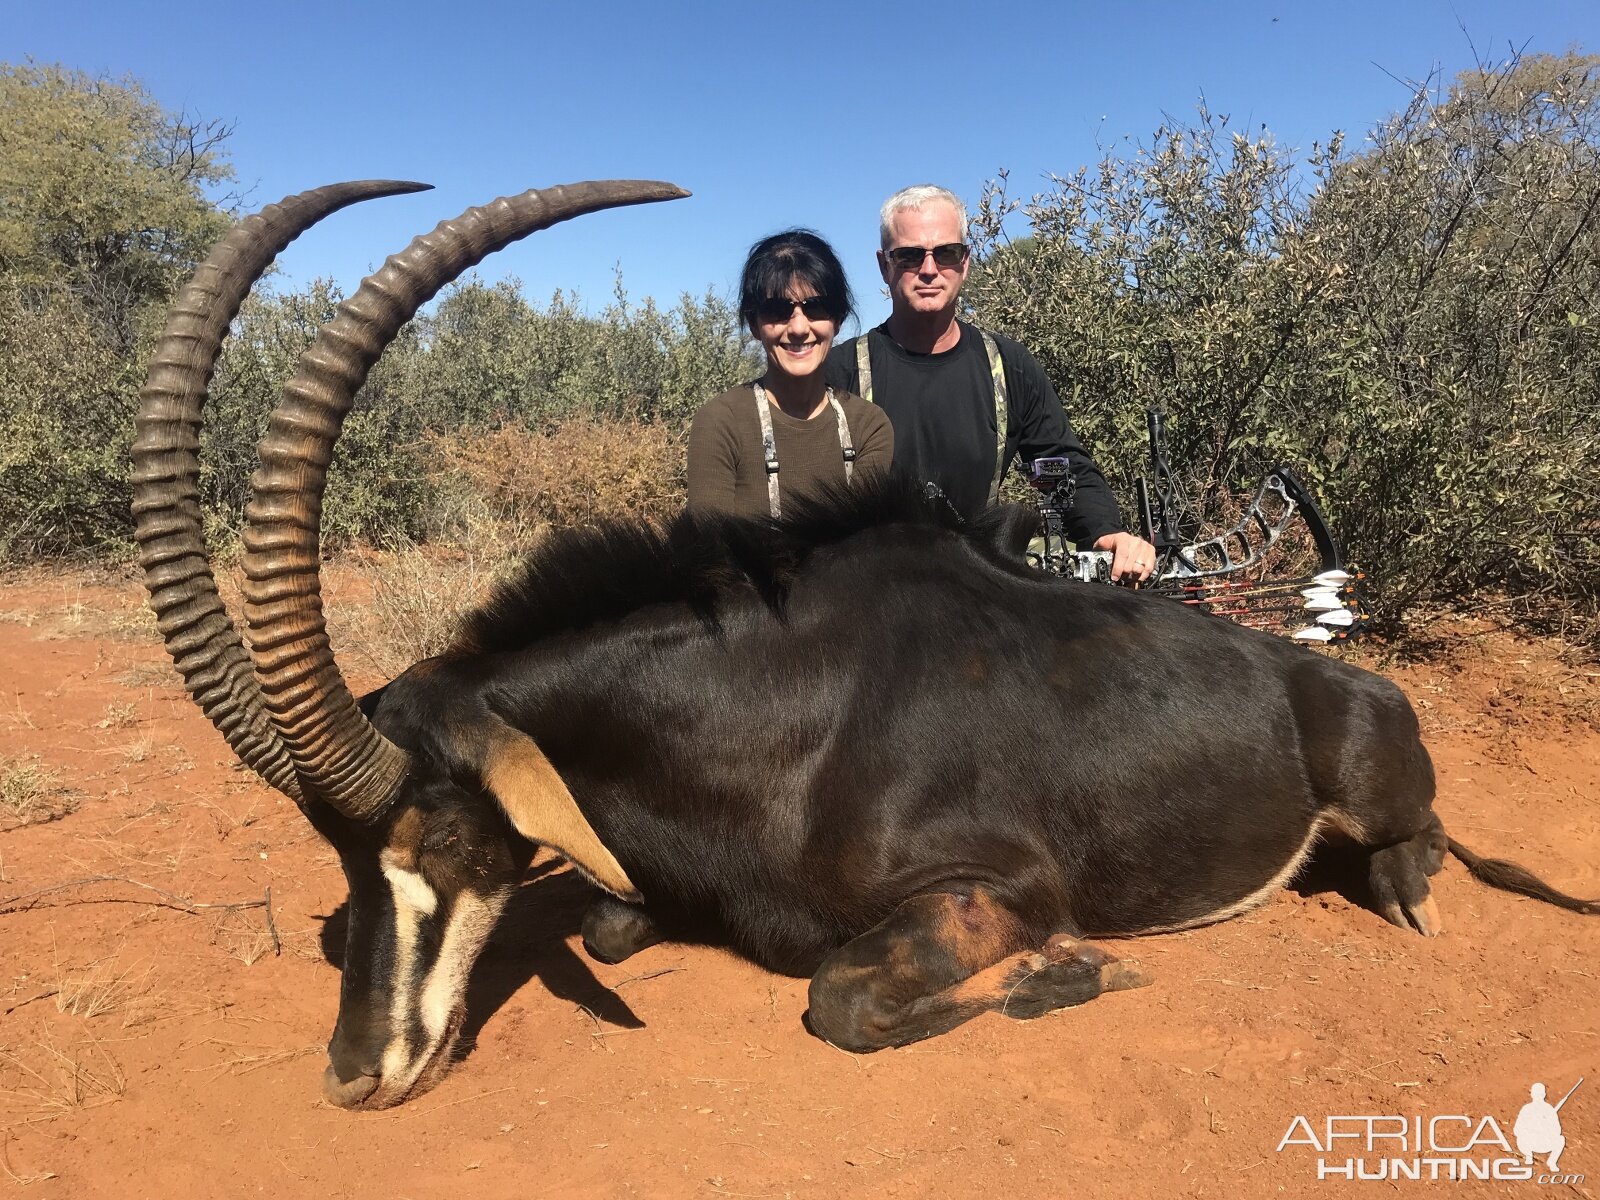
top-left (1292, 54), bottom-right (1600, 633)
top-left (204, 280), bottom-right (438, 547)
top-left (0, 278), bottom-right (141, 558)
top-left (408, 276), bottom-right (756, 431)
top-left (969, 52), bottom-right (1600, 646)
top-left (201, 276), bottom-right (744, 548)
top-left (0, 61), bottom-right (232, 560)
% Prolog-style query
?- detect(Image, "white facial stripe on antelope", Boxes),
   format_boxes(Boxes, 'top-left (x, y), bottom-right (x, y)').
top-left (420, 889), bottom-right (506, 1046)
top-left (377, 857), bottom-right (433, 1086)
top-left (381, 855), bottom-right (440, 916)
top-left (368, 858), bottom-right (509, 1106)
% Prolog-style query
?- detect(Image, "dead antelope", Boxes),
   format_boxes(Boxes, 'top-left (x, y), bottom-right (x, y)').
top-left (133, 180), bottom-right (1599, 1110)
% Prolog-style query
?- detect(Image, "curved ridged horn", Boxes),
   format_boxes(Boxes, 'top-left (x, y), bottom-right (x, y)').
top-left (132, 181), bottom-right (433, 802)
top-left (239, 180), bottom-right (691, 820)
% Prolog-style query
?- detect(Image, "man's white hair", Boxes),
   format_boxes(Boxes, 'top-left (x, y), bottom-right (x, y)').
top-left (879, 185), bottom-right (968, 249)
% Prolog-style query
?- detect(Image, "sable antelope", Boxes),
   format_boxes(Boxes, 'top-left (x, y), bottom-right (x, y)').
top-left (132, 180), bottom-right (1599, 1110)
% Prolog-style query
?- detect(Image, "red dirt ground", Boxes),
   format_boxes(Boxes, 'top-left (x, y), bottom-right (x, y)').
top-left (1, 569), bottom-right (1596, 1199)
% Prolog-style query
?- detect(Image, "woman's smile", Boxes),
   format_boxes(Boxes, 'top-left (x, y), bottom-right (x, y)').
top-left (755, 286), bottom-right (836, 381)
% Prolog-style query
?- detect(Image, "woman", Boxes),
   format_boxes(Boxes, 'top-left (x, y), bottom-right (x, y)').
top-left (687, 230), bottom-right (892, 519)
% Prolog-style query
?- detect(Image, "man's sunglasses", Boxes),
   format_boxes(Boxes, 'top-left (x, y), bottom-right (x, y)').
top-left (755, 296), bottom-right (836, 323)
top-left (884, 242), bottom-right (969, 271)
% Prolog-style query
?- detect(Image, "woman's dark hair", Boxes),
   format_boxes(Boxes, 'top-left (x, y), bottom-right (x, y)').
top-left (738, 229), bottom-right (854, 332)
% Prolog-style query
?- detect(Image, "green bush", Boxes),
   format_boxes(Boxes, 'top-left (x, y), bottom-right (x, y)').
top-left (406, 276), bottom-right (755, 431)
top-left (969, 52), bottom-right (1600, 646)
top-left (198, 275), bottom-right (754, 548)
top-left (0, 277), bottom-right (140, 557)
top-left (7, 54), bottom-right (1596, 654)
top-left (0, 60), bottom-right (232, 559)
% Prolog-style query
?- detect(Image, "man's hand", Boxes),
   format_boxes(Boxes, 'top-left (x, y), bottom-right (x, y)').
top-left (1093, 531), bottom-right (1158, 582)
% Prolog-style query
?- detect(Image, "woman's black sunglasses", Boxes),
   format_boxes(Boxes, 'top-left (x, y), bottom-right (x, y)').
top-left (755, 296), bottom-right (836, 323)
top-left (885, 242), bottom-right (969, 270)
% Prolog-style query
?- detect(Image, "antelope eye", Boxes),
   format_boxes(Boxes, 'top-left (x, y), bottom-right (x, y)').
top-left (420, 814), bottom-right (466, 854)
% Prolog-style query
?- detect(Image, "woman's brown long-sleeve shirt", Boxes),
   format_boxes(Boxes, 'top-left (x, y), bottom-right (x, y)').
top-left (686, 385), bottom-right (893, 519)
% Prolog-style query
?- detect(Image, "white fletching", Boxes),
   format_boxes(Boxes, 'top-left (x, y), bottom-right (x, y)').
top-left (1304, 595), bottom-right (1345, 613)
top-left (1313, 570), bottom-right (1352, 585)
top-left (1316, 609), bottom-right (1355, 626)
top-left (1294, 626), bottom-right (1336, 642)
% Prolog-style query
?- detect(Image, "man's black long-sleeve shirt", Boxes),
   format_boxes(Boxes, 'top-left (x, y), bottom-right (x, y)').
top-left (825, 321), bottom-right (1124, 542)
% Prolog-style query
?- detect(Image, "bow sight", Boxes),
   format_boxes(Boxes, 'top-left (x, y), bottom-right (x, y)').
top-left (1022, 457), bottom-right (1087, 578)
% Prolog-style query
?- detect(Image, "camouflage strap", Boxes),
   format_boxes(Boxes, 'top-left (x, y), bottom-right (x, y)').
top-left (858, 329), bottom-right (1007, 502)
top-left (981, 331), bottom-right (1008, 505)
top-left (856, 333), bottom-right (874, 405)
top-left (753, 382), bottom-right (782, 518)
top-left (752, 383), bottom-right (851, 519)
top-left (832, 392), bottom-right (857, 485)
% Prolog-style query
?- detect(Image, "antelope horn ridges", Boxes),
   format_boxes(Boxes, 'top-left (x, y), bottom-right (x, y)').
top-left (238, 180), bottom-right (691, 820)
top-left (131, 181), bottom-right (432, 802)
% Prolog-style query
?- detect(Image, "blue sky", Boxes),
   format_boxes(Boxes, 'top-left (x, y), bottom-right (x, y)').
top-left (9, 1), bottom-right (1597, 335)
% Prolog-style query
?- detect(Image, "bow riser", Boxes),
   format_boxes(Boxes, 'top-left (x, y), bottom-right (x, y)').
top-left (1035, 410), bottom-right (1366, 645)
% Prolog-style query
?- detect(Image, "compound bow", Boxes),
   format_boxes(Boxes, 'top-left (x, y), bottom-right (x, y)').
top-left (1025, 410), bottom-right (1367, 643)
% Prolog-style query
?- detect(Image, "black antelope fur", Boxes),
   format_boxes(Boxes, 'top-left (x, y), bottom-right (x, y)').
top-left (321, 476), bottom-right (1595, 1094)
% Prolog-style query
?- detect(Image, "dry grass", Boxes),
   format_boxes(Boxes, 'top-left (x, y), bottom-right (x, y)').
top-left (429, 417), bottom-right (687, 533)
top-left (155, 743), bottom-right (194, 777)
top-left (192, 795), bottom-right (262, 841)
top-left (0, 694), bottom-right (34, 732)
top-left (52, 952), bottom-right (156, 1026)
top-left (327, 419), bottom-right (688, 681)
top-left (73, 821), bottom-right (190, 874)
top-left (329, 541), bottom-right (508, 682)
top-left (116, 661), bottom-right (178, 689)
top-left (0, 1032), bottom-right (127, 1124)
top-left (1, 600), bottom-right (151, 644)
top-left (0, 1134), bottom-right (56, 1185)
top-left (0, 757), bottom-right (77, 829)
top-left (208, 910), bottom-right (278, 967)
top-left (186, 1040), bottom-right (321, 1080)
top-left (37, 598), bottom-right (157, 645)
top-left (93, 701), bottom-right (138, 730)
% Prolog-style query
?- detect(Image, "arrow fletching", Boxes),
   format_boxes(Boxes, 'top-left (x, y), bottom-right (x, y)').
top-left (1293, 626), bottom-right (1336, 642)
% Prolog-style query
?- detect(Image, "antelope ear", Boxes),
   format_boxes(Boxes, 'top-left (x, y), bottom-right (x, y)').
top-left (476, 721), bottom-right (640, 903)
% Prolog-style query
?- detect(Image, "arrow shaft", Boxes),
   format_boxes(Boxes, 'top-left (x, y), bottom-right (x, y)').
top-left (1186, 596), bottom-right (1353, 617)
top-left (1151, 579), bottom-right (1354, 605)
top-left (1154, 574), bottom-right (1324, 597)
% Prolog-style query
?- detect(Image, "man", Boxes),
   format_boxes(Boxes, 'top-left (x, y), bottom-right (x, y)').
top-left (825, 184), bottom-right (1156, 581)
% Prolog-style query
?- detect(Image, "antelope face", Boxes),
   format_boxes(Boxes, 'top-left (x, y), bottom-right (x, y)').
top-left (307, 779), bottom-right (533, 1110)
